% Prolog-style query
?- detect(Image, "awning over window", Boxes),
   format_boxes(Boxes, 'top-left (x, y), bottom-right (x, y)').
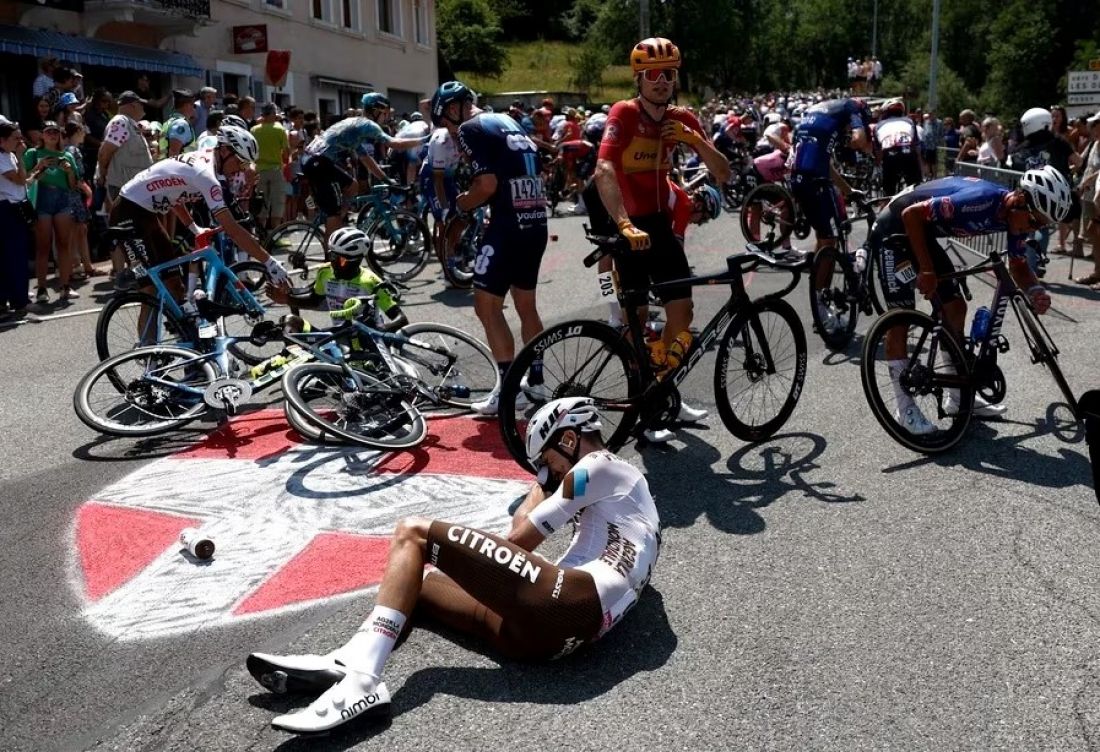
top-left (0, 25), bottom-right (202, 77)
top-left (312, 75), bottom-right (374, 92)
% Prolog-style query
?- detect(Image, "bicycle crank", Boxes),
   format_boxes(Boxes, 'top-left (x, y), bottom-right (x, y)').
top-left (204, 378), bottom-right (253, 413)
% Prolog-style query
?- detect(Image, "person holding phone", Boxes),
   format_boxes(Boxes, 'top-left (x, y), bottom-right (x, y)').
top-left (23, 121), bottom-right (79, 303)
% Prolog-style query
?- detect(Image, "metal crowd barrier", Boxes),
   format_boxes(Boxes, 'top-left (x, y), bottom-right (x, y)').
top-left (934, 148), bottom-right (1022, 258)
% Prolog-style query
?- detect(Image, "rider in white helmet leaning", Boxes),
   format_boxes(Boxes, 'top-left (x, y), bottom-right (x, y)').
top-left (245, 397), bottom-right (661, 735)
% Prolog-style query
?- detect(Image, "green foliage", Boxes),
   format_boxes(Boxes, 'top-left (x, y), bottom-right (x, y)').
top-left (881, 49), bottom-right (976, 120)
top-left (981, 0), bottom-right (1058, 120)
top-left (438, 0), bottom-right (508, 78)
top-left (570, 42), bottom-right (608, 94)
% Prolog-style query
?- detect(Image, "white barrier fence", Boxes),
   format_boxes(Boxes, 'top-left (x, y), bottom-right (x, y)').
top-left (935, 148), bottom-right (1023, 258)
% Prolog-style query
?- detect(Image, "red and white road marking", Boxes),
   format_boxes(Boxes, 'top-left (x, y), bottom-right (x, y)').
top-left (70, 411), bottom-right (530, 640)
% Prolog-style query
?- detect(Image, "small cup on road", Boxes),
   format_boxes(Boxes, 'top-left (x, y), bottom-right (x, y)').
top-left (180, 528), bottom-right (215, 560)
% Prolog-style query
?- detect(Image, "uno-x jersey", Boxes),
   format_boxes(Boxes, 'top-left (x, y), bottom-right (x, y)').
top-left (877, 177), bottom-right (1028, 256)
top-left (792, 98), bottom-right (867, 177)
top-left (457, 113), bottom-right (547, 231)
top-left (598, 99), bottom-right (707, 217)
top-left (306, 117), bottom-right (390, 162)
top-left (527, 450), bottom-right (661, 637)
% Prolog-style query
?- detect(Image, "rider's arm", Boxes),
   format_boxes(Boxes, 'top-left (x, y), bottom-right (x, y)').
top-left (693, 134), bottom-right (732, 185)
top-left (830, 160), bottom-right (855, 195)
top-left (594, 158), bottom-right (630, 228)
top-left (507, 483), bottom-right (548, 552)
top-left (900, 203), bottom-right (938, 274)
top-left (432, 169), bottom-right (450, 211)
top-left (211, 206), bottom-right (274, 264)
top-left (357, 152), bottom-right (391, 184)
top-left (455, 173), bottom-right (496, 212)
top-left (850, 127), bottom-right (872, 153)
top-left (172, 203), bottom-right (201, 234)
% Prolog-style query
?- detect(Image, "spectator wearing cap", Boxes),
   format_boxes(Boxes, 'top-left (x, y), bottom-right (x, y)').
top-left (251, 102), bottom-right (290, 232)
top-left (95, 92), bottom-right (153, 277)
top-left (1072, 111), bottom-right (1100, 287)
top-left (44, 67), bottom-right (78, 120)
top-left (0, 121), bottom-right (34, 313)
top-left (57, 92), bottom-right (84, 131)
top-left (23, 120), bottom-right (80, 303)
top-left (194, 86), bottom-right (218, 134)
top-left (159, 89), bottom-right (196, 158)
top-left (32, 57), bottom-right (58, 99)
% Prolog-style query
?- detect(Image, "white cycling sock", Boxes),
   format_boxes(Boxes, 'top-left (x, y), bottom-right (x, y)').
top-left (186, 271), bottom-right (199, 299)
top-left (887, 359), bottom-right (914, 411)
top-left (331, 605), bottom-right (406, 680)
top-left (607, 299), bottom-right (622, 327)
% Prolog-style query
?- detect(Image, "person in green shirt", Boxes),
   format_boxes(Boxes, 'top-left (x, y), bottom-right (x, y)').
top-left (23, 121), bottom-right (79, 303)
top-left (251, 103), bottom-right (290, 233)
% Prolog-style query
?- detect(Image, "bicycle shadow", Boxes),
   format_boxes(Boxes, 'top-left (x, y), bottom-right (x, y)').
top-left (880, 402), bottom-right (1093, 490)
top-left (819, 331), bottom-right (866, 368)
top-left (71, 430), bottom-right (210, 462)
top-left (637, 430), bottom-right (864, 536)
top-left (255, 586), bottom-right (677, 752)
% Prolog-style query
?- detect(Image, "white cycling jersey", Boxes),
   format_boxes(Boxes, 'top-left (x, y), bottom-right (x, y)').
top-left (428, 128), bottom-right (461, 172)
top-left (528, 450), bottom-right (661, 637)
top-left (875, 116), bottom-right (919, 153)
top-left (120, 150), bottom-right (226, 215)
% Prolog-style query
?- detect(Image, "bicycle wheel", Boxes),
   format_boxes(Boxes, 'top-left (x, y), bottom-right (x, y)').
top-left (282, 362), bottom-right (427, 449)
top-left (861, 309), bottom-right (974, 454)
top-left (364, 210), bottom-right (432, 283)
top-left (808, 245), bottom-right (859, 351)
top-left (96, 291), bottom-right (195, 362)
top-left (1013, 296), bottom-right (1077, 412)
top-left (266, 220), bottom-right (327, 281)
top-left (714, 298), bottom-right (808, 442)
top-left (393, 323), bottom-right (498, 409)
top-left (439, 217), bottom-right (476, 289)
top-left (74, 345), bottom-right (216, 437)
top-left (212, 262), bottom-right (282, 367)
top-left (740, 183), bottom-right (796, 249)
top-left (498, 320), bottom-right (642, 472)
top-left (283, 397), bottom-right (343, 444)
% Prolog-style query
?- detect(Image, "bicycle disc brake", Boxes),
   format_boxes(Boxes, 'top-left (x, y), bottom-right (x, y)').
top-left (204, 378), bottom-right (253, 413)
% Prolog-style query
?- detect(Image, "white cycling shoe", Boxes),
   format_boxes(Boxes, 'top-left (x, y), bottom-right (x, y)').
top-left (247, 652), bottom-right (346, 696)
top-left (678, 401), bottom-right (708, 422)
top-left (520, 375), bottom-right (552, 404)
top-left (473, 389), bottom-right (529, 417)
top-left (272, 666), bottom-right (391, 735)
top-left (943, 393), bottom-right (1007, 419)
top-left (893, 404), bottom-right (936, 435)
top-left (643, 428), bottom-right (675, 443)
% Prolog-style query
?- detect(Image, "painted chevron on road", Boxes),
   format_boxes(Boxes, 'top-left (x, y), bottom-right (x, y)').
top-left (69, 410), bottom-right (529, 641)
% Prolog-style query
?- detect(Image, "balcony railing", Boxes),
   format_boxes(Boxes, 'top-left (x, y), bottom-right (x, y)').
top-left (147, 0), bottom-right (211, 17)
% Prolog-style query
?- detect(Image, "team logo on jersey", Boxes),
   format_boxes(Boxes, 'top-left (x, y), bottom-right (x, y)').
top-left (604, 122), bottom-right (620, 145)
top-left (210, 185), bottom-right (223, 202)
top-left (934, 197), bottom-right (955, 220)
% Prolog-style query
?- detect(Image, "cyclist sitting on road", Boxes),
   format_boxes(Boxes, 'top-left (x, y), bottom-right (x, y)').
top-left (790, 97), bottom-right (872, 253)
top-left (867, 167), bottom-right (1071, 434)
top-left (266, 226), bottom-right (406, 332)
top-left (109, 125), bottom-right (289, 302)
top-left (246, 397), bottom-right (661, 735)
top-left (421, 81), bottom-right (472, 266)
top-left (300, 94), bottom-right (426, 240)
top-left (593, 36), bottom-right (731, 443)
top-left (874, 98), bottom-right (923, 196)
top-left (446, 85), bottom-right (552, 416)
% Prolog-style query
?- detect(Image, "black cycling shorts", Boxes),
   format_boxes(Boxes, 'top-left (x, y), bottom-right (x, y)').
top-left (615, 212), bottom-right (692, 304)
top-left (107, 198), bottom-right (181, 272)
top-left (472, 223), bottom-right (548, 297)
top-left (301, 155), bottom-right (352, 217)
top-left (423, 521), bottom-right (603, 660)
top-left (881, 150), bottom-right (923, 196)
top-left (791, 174), bottom-right (843, 238)
top-left (870, 212), bottom-right (961, 309)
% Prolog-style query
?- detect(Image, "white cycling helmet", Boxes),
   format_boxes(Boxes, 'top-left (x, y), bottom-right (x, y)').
top-left (328, 226), bottom-right (370, 259)
top-left (217, 125), bottom-right (259, 162)
top-left (1020, 107), bottom-right (1052, 138)
top-left (1019, 165), bottom-right (1072, 224)
top-left (525, 397), bottom-right (602, 470)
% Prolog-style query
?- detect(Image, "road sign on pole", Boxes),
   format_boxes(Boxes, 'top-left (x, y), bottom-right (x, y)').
top-left (1068, 71), bottom-right (1100, 94)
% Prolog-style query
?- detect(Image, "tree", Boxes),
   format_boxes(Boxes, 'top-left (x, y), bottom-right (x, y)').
top-left (570, 42), bottom-right (608, 95)
top-left (438, 0), bottom-right (508, 78)
top-left (982, 0), bottom-right (1058, 120)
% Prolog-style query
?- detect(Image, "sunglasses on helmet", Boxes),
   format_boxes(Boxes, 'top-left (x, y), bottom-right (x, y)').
top-left (641, 68), bottom-right (678, 84)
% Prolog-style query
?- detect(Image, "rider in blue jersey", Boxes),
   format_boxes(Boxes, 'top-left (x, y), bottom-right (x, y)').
top-left (450, 86), bottom-right (550, 415)
top-left (868, 167), bottom-right (1073, 433)
top-left (791, 97), bottom-right (872, 251)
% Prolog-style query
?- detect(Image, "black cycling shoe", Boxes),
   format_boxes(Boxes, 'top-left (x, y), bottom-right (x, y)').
top-left (247, 652), bottom-right (346, 695)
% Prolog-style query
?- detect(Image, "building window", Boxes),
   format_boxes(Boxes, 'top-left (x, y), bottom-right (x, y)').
top-left (414, 0), bottom-right (429, 45)
top-left (342, 0), bottom-right (360, 30)
top-left (312, 0), bottom-right (329, 21)
top-left (377, 0), bottom-right (400, 36)
top-left (264, 0), bottom-right (286, 8)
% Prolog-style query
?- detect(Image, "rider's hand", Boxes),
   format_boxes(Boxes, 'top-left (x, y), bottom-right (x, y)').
top-left (618, 220), bottom-right (651, 251)
top-left (661, 120), bottom-right (706, 150)
top-left (916, 270), bottom-right (938, 298)
top-left (265, 281), bottom-right (291, 305)
top-left (264, 256), bottom-right (290, 286)
top-left (1028, 285), bottom-right (1051, 315)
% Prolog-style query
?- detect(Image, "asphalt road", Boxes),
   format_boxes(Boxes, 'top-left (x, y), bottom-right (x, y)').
top-left (2, 207), bottom-right (1099, 752)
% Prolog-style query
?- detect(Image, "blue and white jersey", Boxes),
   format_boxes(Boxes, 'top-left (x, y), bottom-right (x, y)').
top-left (792, 98), bottom-right (867, 178)
top-left (306, 117), bottom-right (390, 162)
top-left (457, 113), bottom-right (547, 232)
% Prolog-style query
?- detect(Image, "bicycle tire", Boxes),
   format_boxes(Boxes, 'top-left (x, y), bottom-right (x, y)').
top-left (282, 362), bottom-right (427, 449)
top-left (96, 290), bottom-right (195, 363)
top-left (498, 320), bottom-right (642, 472)
top-left (1013, 297), bottom-right (1077, 413)
top-left (283, 397), bottom-right (342, 444)
top-left (74, 345), bottom-right (217, 437)
top-left (860, 308), bottom-right (974, 454)
top-left (266, 220), bottom-right (327, 282)
top-left (393, 323), bottom-right (498, 409)
top-left (714, 298), bottom-right (808, 442)
top-left (808, 245), bottom-right (859, 351)
top-left (363, 210), bottom-right (432, 283)
top-left (740, 182), bottom-right (796, 249)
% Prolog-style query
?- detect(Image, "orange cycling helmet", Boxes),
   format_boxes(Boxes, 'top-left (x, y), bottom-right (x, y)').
top-left (630, 37), bottom-right (681, 73)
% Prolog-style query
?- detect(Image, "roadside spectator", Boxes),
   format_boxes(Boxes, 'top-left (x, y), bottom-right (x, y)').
top-left (977, 117), bottom-right (1004, 166)
top-left (0, 121), bottom-right (33, 314)
top-left (285, 107), bottom-right (306, 220)
top-left (239, 96), bottom-right (256, 126)
top-left (957, 110), bottom-right (980, 163)
top-left (95, 91), bottom-right (153, 277)
top-left (161, 89), bottom-right (196, 158)
top-left (195, 109), bottom-right (223, 151)
top-left (251, 102), bottom-right (290, 232)
top-left (1073, 112), bottom-right (1100, 284)
top-left (83, 89), bottom-right (112, 191)
top-left (921, 111), bottom-right (942, 177)
top-left (194, 86), bottom-right (217, 134)
top-left (1070, 116), bottom-right (1091, 154)
top-left (1051, 106), bottom-right (1070, 142)
top-left (44, 67), bottom-right (78, 119)
top-left (63, 122), bottom-right (99, 281)
top-left (32, 57), bottom-right (58, 99)
top-left (22, 96), bottom-right (51, 148)
top-left (57, 92), bottom-right (84, 130)
top-left (24, 121), bottom-right (79, 303)
top-left (134, 73), bottom-right (169, 121)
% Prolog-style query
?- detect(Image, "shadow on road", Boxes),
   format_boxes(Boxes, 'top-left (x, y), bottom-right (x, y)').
top-left (640, 430), bottom-right (864, 536)
top-left (71, 430), bottom-right (210, 462)
top-left (252, 587), bottom-right (677, 751)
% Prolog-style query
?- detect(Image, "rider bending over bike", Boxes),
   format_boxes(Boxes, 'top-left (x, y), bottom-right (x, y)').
top-left (868, 166), bottom-right (1072, 434)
